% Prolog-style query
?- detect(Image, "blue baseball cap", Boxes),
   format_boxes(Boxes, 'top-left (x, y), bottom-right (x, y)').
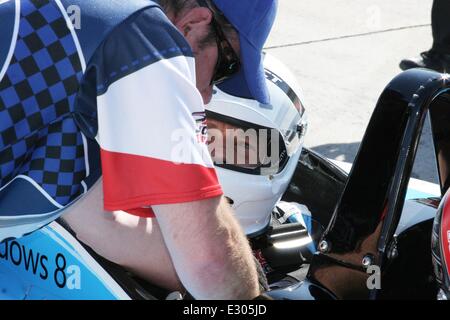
top-left (212, 0), bottom-right (278, 105)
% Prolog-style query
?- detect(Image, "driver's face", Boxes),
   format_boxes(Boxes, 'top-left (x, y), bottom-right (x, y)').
top-left (206, 118), bottom-right (260, 168)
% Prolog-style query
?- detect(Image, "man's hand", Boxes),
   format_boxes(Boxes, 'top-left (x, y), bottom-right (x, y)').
top-left (153, 196), bottom-right (260, 300)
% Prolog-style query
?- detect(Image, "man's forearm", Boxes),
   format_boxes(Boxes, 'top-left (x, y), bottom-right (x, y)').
top-left (199, 199), bottom-right (260, 299)
top-left (153, 197), bottom-right (261, 300)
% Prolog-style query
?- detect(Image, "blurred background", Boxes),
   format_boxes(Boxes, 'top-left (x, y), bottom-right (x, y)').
top-left (265, 0), bottom-right (437, 182)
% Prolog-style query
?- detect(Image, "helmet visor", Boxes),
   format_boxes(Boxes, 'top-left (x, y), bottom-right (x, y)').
top-left (206, 111), bottom-right (292, 175)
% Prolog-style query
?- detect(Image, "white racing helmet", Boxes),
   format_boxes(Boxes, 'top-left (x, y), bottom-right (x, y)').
top-left (206, 54), bottom-right (308, 236)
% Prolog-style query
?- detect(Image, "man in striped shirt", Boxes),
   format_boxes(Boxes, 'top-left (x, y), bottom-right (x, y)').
top-left (0, 0), bottom-right (277, 299)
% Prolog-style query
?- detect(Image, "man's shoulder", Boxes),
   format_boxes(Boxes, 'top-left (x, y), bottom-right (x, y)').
top-left (59, 0), bottom-right (158, 25)
top-left (0, 0), bottom-right (162, 69)
top-left (90, 4), bottom-right (193, 96)
top-left (61, 0), bottom-right (162, 62)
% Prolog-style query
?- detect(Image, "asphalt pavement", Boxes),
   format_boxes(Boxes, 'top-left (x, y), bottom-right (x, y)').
top-left (265, 0), bottom-right (439, 182)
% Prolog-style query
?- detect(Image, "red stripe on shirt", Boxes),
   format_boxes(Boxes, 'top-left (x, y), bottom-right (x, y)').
top-left (124, 207), bottom-right (156, 218)
top-left (101, 149), bottom-right (223, 213)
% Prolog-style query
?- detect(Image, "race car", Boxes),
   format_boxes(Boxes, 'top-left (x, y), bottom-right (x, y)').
top-left (0, 55), bottom-right (447, 300)
top-left (268, 68), bottom-right (450, 300)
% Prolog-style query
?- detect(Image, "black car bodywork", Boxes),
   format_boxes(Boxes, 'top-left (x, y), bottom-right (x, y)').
top-left (269, 69), bottom-right (450, 300)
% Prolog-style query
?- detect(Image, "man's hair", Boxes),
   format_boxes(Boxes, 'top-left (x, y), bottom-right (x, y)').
top-left (159, 0), bottom-right (237, 48)
top-left (159, 0), bottom-right (198, 18)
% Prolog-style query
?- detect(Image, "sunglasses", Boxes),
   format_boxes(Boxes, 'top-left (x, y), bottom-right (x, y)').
top-left (197, 0), bottom-right (241, 85)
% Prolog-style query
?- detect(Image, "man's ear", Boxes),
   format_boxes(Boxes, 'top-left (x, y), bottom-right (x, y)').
top-left (174, 7), bottom-right (213, 37)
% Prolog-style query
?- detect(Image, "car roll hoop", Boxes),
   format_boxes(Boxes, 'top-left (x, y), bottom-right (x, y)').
top-left (307, 69), bottom-right (450, 300)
